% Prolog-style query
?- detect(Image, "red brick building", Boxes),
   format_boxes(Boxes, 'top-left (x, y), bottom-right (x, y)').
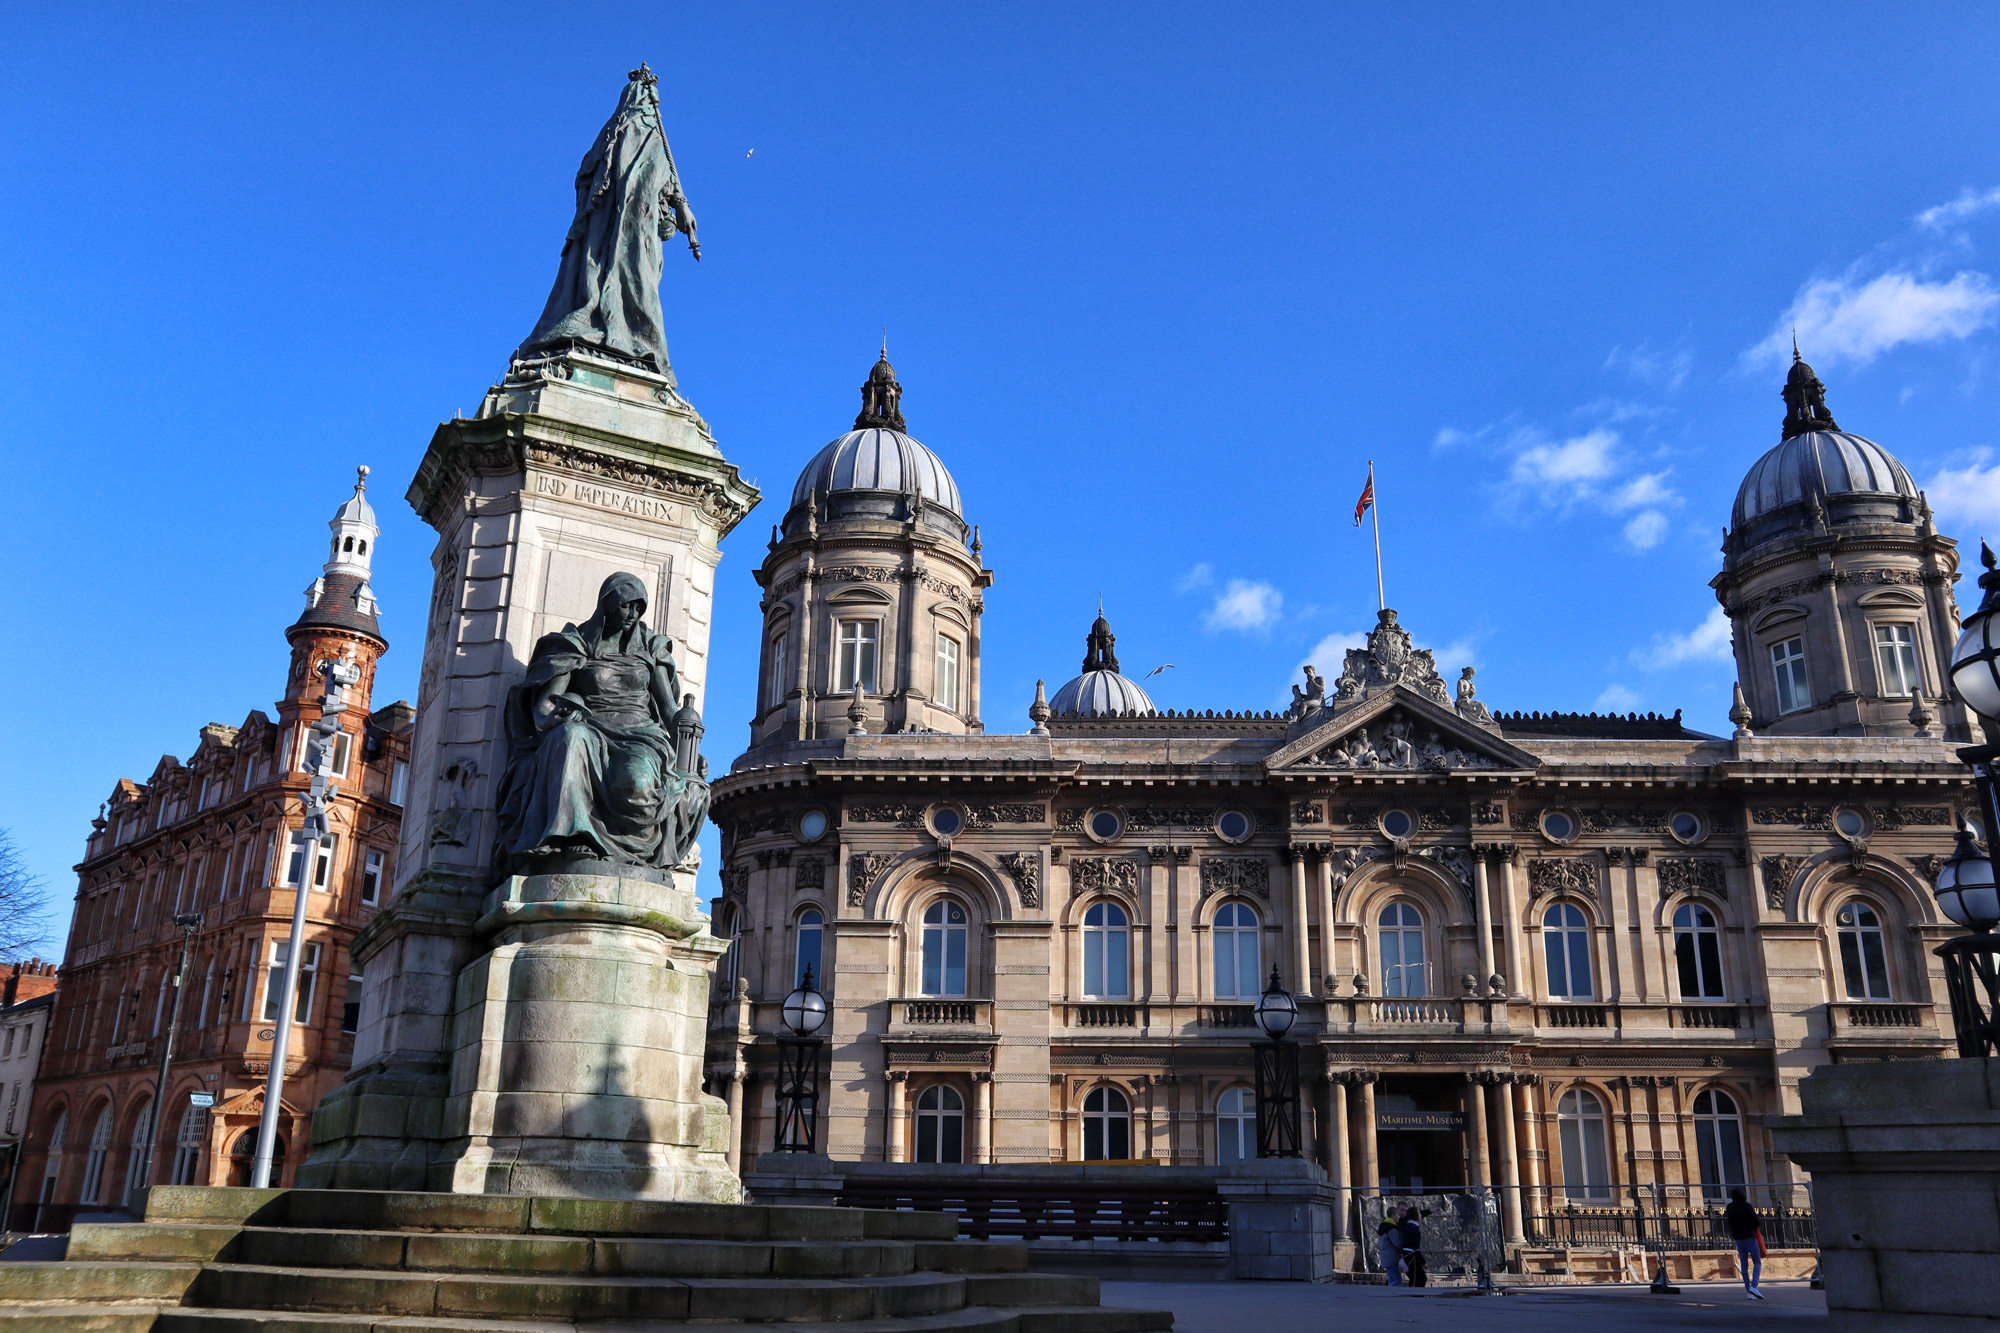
top-left (14, 471), bottom-right (411, 1227)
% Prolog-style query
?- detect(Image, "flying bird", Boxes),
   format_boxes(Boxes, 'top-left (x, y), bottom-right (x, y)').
top-left (746, 148), bottom-right (756, 157)
top-left (1145, 665), bottom-right (1176, 679)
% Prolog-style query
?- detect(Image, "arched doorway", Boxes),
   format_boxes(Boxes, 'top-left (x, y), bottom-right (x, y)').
top-left (228, 1130), bottom-right (284, 1187)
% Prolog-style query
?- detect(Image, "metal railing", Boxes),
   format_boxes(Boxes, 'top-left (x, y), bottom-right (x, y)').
top-left (837, 1176), bottom-right (1228, 1243)
top-left (1526, 1183), bottom-right (1814, 1252)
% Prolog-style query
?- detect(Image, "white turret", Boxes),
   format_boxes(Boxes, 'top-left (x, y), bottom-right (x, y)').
top-left (326, 465), bottom-right (378, 578)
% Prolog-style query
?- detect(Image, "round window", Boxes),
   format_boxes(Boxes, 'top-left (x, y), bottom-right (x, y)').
top-left (1670, 811), bottom-right (1704, 843)
top-left (1217, 810), bottom-right (1252, 842)
top-left (1380, 809), bottom-right (1414, 839)
top-left (931, 807), bottom-right (964, 838)
top-left (1089, 810), bottom-right (1124, 842)
top-left (1542, 810), bottom-right (1576, 842)
top-left (1836, 808), bottom-right (1868, 838)
top-left (798, 809), bottom-right (828, 842)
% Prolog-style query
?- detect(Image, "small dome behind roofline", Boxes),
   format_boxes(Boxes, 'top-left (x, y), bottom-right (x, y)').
top-left (784, 351), bottom-right (966, 536)
top-left (1049, 609), bottom-right (1157, 716)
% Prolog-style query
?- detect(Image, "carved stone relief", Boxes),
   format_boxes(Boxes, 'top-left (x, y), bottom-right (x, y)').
top-left (794, 856), bottom-right (824, 893)
top-left (1070, 856), bottom-right (1140, 896)
top-left (849, 852), bottom-right (895, 907)
top-left (1199, 856), bottom-right (1271, 900)
top-left (1527, 858), bottom-right (1597, 899)
top-left (1657, 857), bottom-right (1727, 900)
top-left (1760, 854), bottom-right (1808, 911)
top-left (998, 852), bottom-right (1041, 909)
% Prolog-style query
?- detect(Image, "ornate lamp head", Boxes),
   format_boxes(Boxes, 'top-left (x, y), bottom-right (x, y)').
top-left (1936, 827), bottom-right (2000, 933)
top-left (1254, 965), bottom-right (1297, 1039)
top-left (1951, 543), bottom-right (2000, 728)
top-left (782, 965), bottom-right (828, 1037)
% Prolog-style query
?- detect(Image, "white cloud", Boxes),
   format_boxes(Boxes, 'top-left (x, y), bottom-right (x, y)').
top-left (1917, 186), bottom-right (2000, 231)
top-left (1177, 563), bottom-right (1214, 593)
top-left (1635, 607), bottom-right (1734, 671)
top-left (1622, 510), bottom-right (1669, 550)
top-left (1204, 579), bottom-right (1282, 633)
top-left (1604, 343), bottom-right (1692, 391)
top-left (1749, 269), bottom-right (2000, 368)
top-left (1510, 428), bottom-right (1618, 489)
top-left (1596, 684), bottom-right (1642, 711)
top-left (1927, 449), bottom-right (2000, 534)
top-left (1609, 472), bottom-right (1675, 512)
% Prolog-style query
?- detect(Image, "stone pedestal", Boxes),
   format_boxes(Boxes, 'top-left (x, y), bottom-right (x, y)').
top-left (741, 1152), bottom-right (845, 1207)
top-left (298, 347), bottom-right (759, 1195)
top-left (432, 869), bottom-right (737, 1201)
top-left (1216, 1158), bottom-right (1338, 1282)
top-left (1769, 1058), bottom-right (2000, 1330)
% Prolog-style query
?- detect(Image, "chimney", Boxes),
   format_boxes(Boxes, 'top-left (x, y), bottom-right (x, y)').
top-left (3, 960), bottom-right (58, 1006)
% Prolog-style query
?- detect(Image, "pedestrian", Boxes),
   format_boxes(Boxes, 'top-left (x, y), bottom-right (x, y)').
top-left (1724, 1187), bottom-right (1764, 1299)
top-left (1377, 1219), bottom-right (1404, 1286)
top-left (1399, 1206), bottom-right (1430, 1288)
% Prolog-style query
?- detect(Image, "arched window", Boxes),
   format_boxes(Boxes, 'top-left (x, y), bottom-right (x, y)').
top-left (768, 633), bottom-right (789, 709)
top-left (1556, 1089), bottom-right (1612, 1201)
top-left (1692, 1089), bottom-right (1747, 1201)
top-left (229, 1131), bottom-right (284, 1187)
top-left (718, 905), bottom-right (741, 993)
top-left (121, 1098), bottom-right (154, 1206)
top-left (1082, 901), bottom-right (1130, 999)
top-left (79, 1105), bottom-right (113, 1205)
top-left (794, 909), bottom-right (823, 989)
top-left (1543, 902), bottom-right (1593, 999)
top-left (920, 899), bottom-right (969, 997)
top-left (1212, 902), bottom-right (1260, 999)
top-left (1379, 902), bottom-right (1427, 997)
top-left (1082, 1086), bottom-right (1131, 1161)
top-left (1216, 1087), bottom-right (1256, 1165)
top-left (1835, 901), bottom-right (1891, 999)
top-left (171, 1100), bottom-right (208, 1186)
top-left (914, 1084), bottom-right (964, 1163)
top-left (38, 1111), bottom-right (66, 1208)
top-left (1673, 903), bottom-right (1725, 999)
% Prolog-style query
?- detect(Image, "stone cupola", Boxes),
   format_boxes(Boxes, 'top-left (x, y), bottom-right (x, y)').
top-left (748, 353), bottom-right (993, 745)
top-left (1713, 353), bottom-right (1968, 739)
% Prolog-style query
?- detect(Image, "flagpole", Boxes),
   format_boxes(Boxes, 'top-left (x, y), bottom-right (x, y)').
top-left (1368, 460), bottom-right (1385, 611)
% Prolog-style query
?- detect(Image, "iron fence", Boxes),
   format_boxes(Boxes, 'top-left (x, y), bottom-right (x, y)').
top-left (1525, 1182), bottom-right (1814, 1252)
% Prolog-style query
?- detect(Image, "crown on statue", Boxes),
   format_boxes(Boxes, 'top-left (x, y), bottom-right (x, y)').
top-left (628, 63), bottom-right (658, 87)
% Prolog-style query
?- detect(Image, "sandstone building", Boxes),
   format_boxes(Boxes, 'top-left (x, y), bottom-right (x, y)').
top-left (706, 351), bottom-right (1968, 1251)
top-left (14, 474), bottom-right (411, 1224)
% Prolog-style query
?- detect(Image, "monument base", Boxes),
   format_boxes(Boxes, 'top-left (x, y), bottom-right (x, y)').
top-left (429, 869), bottom-right (738, 1203)
top-left (1769, 1057), bottom-right (2000, 1330)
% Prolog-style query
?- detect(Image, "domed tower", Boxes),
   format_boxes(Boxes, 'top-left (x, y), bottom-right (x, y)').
top-left (1713, 352), bottom-right (1968, 738)
top-left (748, 352), bottom-right (992, 744)
top-left (1049, 608), bottom-right (1157, 716)
top-left (282, 467), bottom-right (389, 742)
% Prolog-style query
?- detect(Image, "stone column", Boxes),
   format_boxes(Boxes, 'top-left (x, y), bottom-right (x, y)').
top-left (1466, 1074), bottom-right (1491, 1189)
top-left (1358, 1072), bottom-right (1379, 1194)
top-left (1497, 1076), bottom-right (1525, 1245)
top-left (1495, 849), bottom-right (1524, 993)
top-left (1473, 855), bottom-right (1496, 988)
top-left (885, 1071), bottom-right (909, 1163)
top-left (1287, 850), bottom-right (1313, 997)
top-left (1519, 1075), bottom-right (1546, 1218)
top-left (1316, 855), bottom-right (1337, 993)
top-left (974, 1072), bottom-right (993, 1165)
top-left (1328, 1073), bottom-right (1351, 1241)
top-left (723, 1068), bottom-right (746, 1176)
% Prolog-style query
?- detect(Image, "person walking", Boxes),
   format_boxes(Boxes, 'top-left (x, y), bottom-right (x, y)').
top-left (1377, 1220), bottom-right (1405, 1286)
top-left (1724, 1188), bottom-right (1764, 1298)
top-left (1399, 1206), bottom-right (1429, 1288)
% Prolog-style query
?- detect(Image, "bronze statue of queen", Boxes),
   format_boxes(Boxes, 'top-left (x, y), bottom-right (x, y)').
top-left (495, 572), bottom-right (709, 876)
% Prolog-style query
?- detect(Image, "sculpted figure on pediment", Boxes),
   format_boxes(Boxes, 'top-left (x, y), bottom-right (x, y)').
top-left (1331, 608), bottom-right (1452, 708)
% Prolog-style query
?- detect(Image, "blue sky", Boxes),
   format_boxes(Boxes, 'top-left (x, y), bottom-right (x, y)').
top-left (7, 6), bottom-right (2000, 951)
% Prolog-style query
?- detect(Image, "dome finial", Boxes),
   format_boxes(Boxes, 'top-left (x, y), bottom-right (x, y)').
top-left (1082, 607), bottom-right (1120, 675)
top-left (1792, 328), bottom-right (1800, 362)
top-left (855, 346), bottom-right (906, 431)
top-left (1780, 346), bottom-right (1840, 440)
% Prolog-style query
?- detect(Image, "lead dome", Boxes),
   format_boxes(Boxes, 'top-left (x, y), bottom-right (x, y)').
top-left (1729, 352), bottom-right (1922, 551)
top-left (1049, 611), bottom-right (1157, 716)
top-left (786, 352), bottom-right (965, 531)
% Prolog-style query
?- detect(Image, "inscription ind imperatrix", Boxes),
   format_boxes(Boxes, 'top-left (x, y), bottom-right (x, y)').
top-left (535, 472), bottom-right (678, 523)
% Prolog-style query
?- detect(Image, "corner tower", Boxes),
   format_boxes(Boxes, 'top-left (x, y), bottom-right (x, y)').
top-left (748, 352), bottom-right (993, 744)
top-left (1713, 352), bottom-right (1969, 738)
top-left (283, 467), bottom-right (387, 721)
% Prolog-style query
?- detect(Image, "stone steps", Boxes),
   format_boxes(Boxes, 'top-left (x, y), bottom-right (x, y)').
top-left (0, 1187), bottom-right (1169, 1331)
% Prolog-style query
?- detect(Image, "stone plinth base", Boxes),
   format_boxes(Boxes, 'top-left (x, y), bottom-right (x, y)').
top-left (1769, 1057), bottom-right (2000, 1330)
top-left (427, 869), bottom-right (735, 1202)
top-left (1216, 1158), bottom-right (1337, 1282)
top-left (742, 1152), bottom-right (845, 1207)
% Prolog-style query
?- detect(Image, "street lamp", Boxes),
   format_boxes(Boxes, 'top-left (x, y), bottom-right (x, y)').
top-left (1252, 966), bottom-right (1301, 1158)
top-left (139, 912), bottom-right (205, 1188)
top-left (773, 965), bottom-right (827, 1153)
top-left (1936, 554), bottom-right (2000, 1057)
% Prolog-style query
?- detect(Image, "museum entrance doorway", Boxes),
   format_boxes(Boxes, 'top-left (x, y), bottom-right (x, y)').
top-left (1372, 1077), bottom-right (1467, 1191)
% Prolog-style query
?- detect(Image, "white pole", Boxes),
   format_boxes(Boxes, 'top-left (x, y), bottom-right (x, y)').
top-left (251, 653), bottom-right (357, 1189)
top-left (1369, 460), bottom-right (1386, 612)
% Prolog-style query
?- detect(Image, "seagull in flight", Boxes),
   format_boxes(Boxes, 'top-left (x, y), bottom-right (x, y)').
top-left (746, 148), bottom-right (756, 158)
top-left (1145, 664), bottom-right (1176, 679)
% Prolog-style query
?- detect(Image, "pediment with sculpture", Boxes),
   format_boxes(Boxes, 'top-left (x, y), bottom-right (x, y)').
top-left (1266, 687), bottom-right (1540, 775)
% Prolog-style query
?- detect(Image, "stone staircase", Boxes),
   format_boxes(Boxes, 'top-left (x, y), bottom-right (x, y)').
top-left (0, 1186), bottom-right (1174, 1331)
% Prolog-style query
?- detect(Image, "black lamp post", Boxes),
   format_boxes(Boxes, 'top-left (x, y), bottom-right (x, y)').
top-left (1252, 965), bottom-right (1302, 1158)
top-left (1937, 542), bottom-right (2000, 1057)
top-left (773, 965), bottom-right (827, 1153)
